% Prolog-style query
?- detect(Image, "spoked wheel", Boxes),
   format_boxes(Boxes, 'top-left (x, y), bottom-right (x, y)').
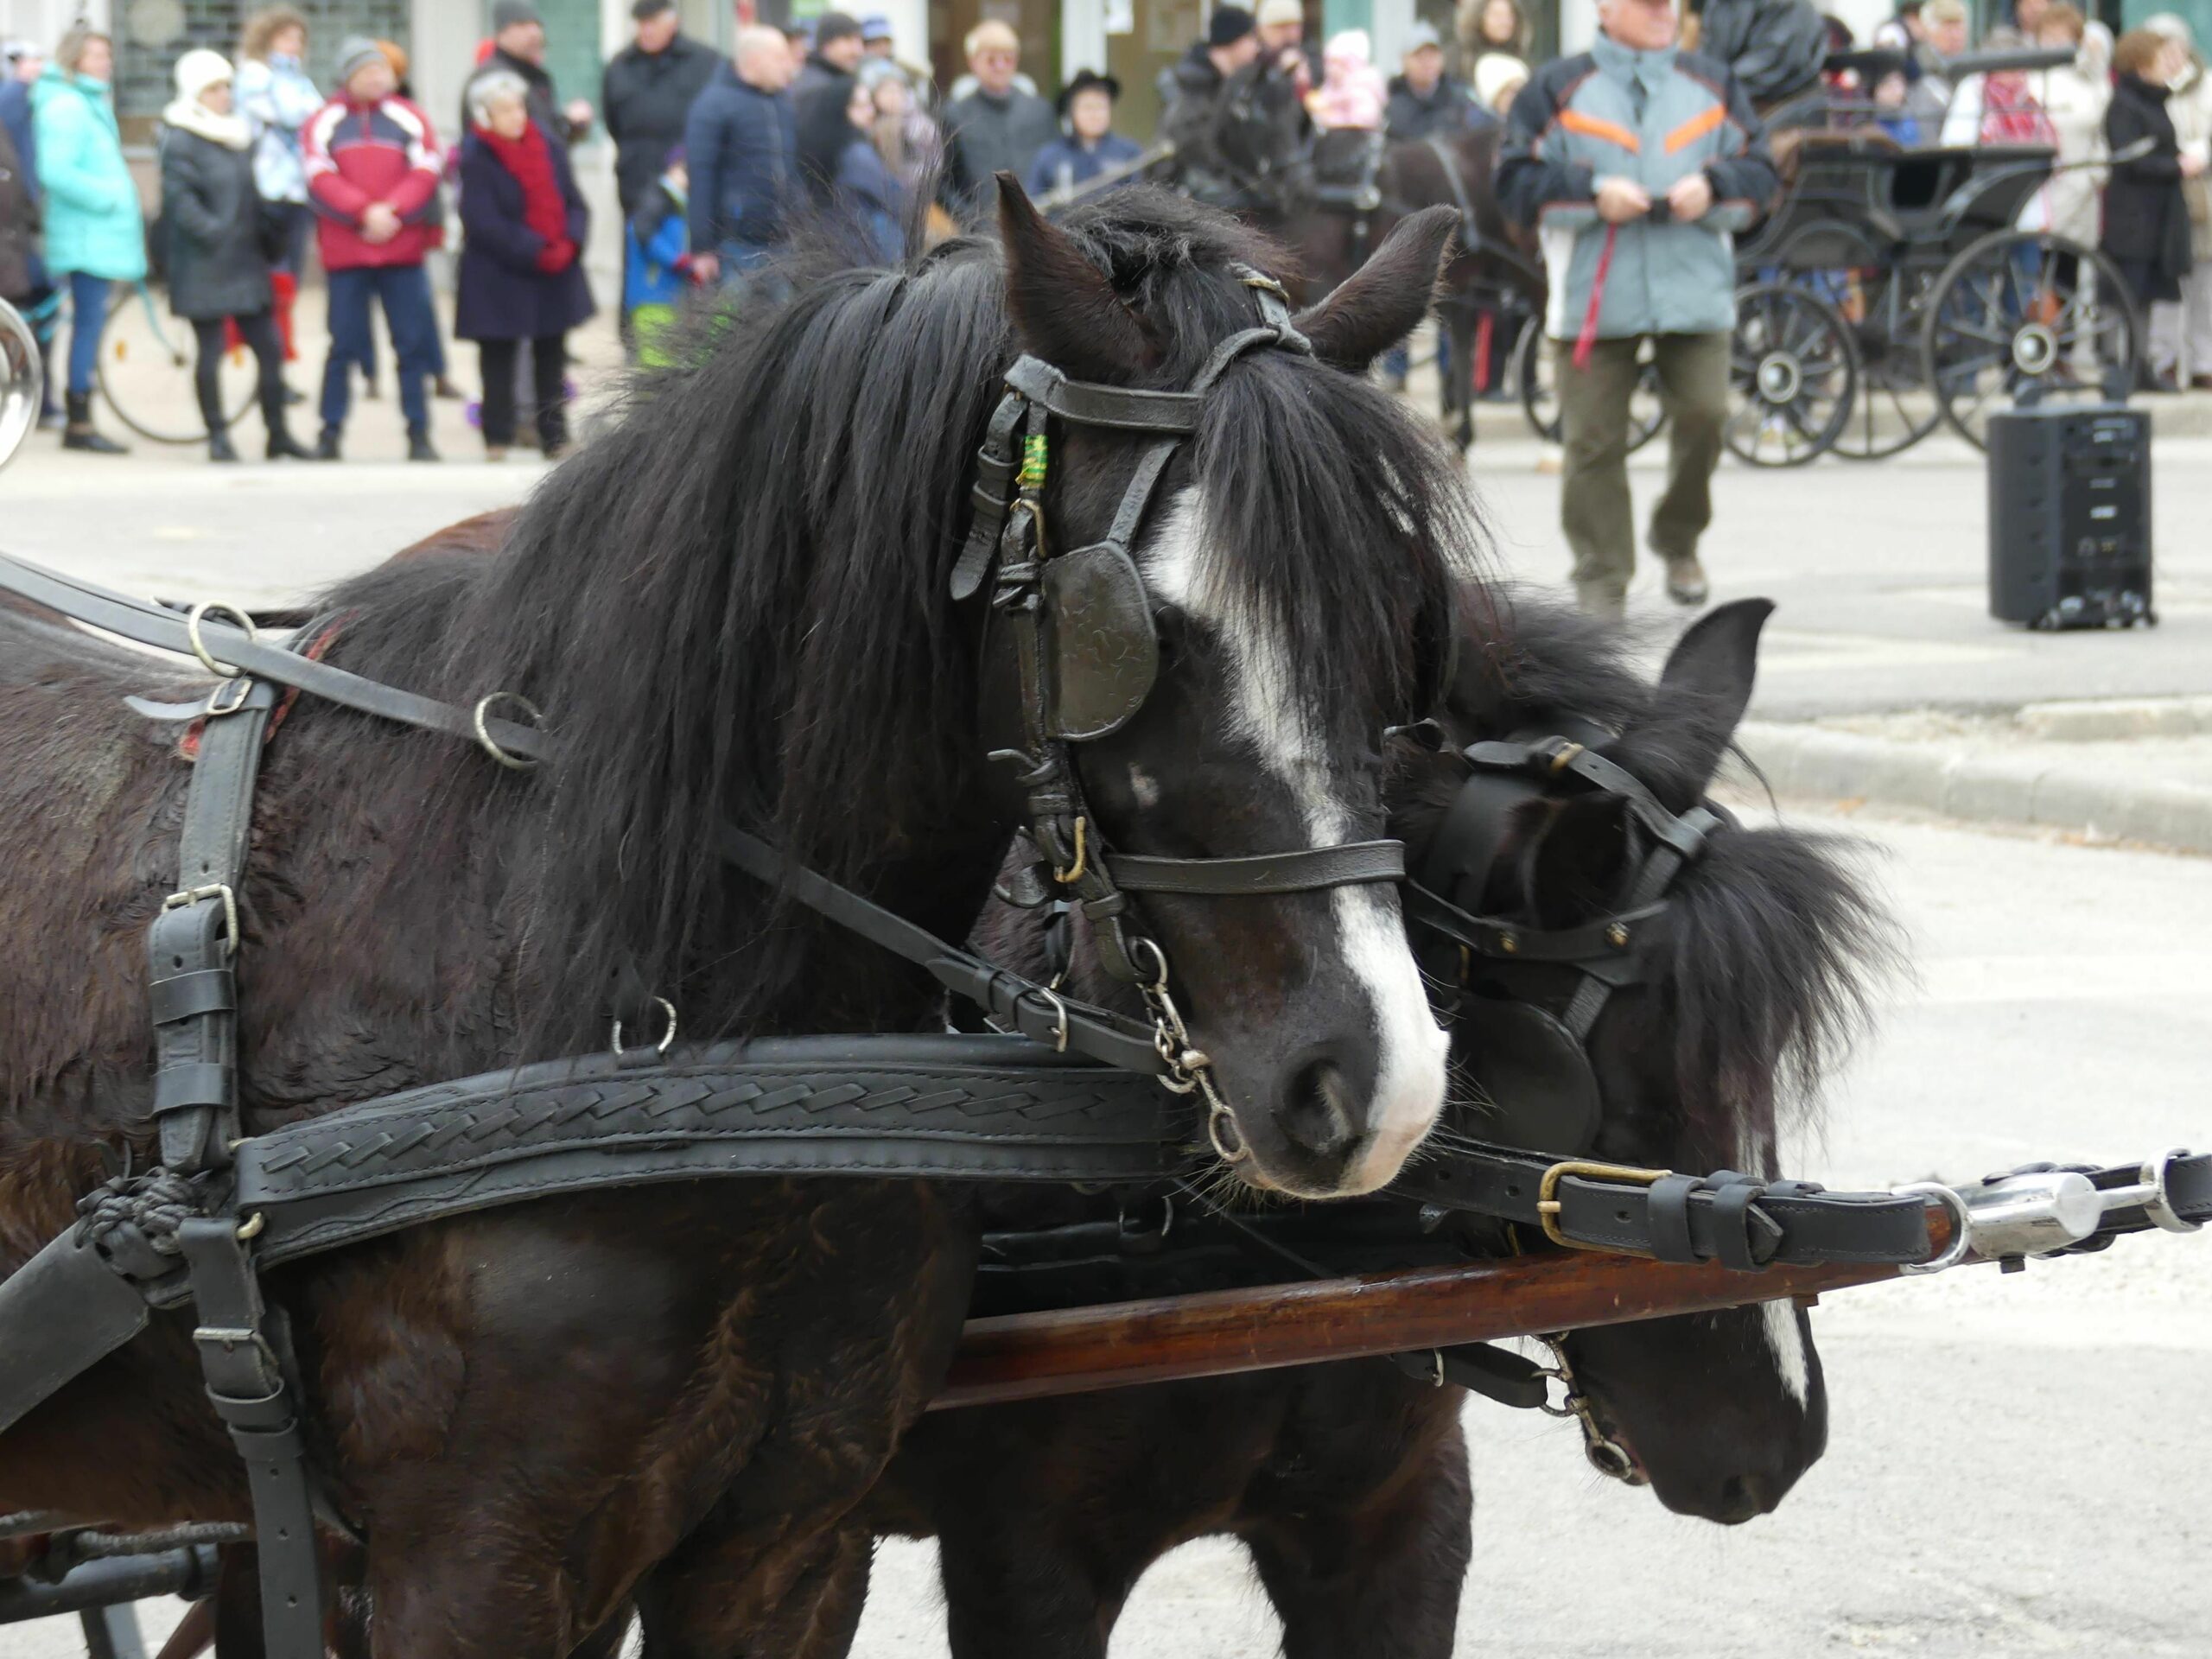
top-left (1923, 231), bottom-right (2140, 451)
top-left (1774, 225), bottom-right (1944, 460)
top-left (1514, 316), bottom-right (1667, 450)
top-left (96, 283), bottom-right (258, 445)
top-left (1724, 281), bottom-right (1858, 467)
top-left (1, 296), bottom-right (39, 470)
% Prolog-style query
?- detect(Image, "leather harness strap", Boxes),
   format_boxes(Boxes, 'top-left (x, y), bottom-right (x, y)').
top-left (1105, 840), bottom-right (1406, 895)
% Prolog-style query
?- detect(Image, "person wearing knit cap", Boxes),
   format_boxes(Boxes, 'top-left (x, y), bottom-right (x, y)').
top-left (1255, 0), bottom-right (1316, 97)
top-left (1159, 8), bottom-right (1274, 209)
top-left (302, 36), bottom-right (444, 458)
top-left (466, 0), bottom-right (594, 151)
top-left (601, 0), bottom-right (716, 218)
top-left (159, 48), bottom-right (308, 461)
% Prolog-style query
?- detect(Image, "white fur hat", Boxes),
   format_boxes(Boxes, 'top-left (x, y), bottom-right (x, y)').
top-left (173, 47), bottom-right (233, 103)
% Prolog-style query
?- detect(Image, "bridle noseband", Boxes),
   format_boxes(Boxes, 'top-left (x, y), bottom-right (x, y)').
top-left (951, 268), bottom-right (1408, 1159)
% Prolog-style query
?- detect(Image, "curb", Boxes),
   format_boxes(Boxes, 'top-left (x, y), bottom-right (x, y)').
top-left (1736, 721), bottom-right (2212, 856)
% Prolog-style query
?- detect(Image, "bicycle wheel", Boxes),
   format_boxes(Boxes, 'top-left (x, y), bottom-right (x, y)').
top-left (1514, 317), bottom-right (1668, 451)
top-left (1923, 231), bottom-right (2140, 451)
top-left (96, 284), bottom-right (259, 445)
top-left (1724, 281), bottom-right (1859, 468)
top-left (1, 296), bottom-right (38, 470)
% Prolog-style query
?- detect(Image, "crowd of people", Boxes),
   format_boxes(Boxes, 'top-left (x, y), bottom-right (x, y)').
top-left (5, 0), bottom-right (2211, 474)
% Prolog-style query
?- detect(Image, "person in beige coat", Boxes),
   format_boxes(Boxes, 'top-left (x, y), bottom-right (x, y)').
top-left (2145, 13), bottom-right (2212, 385)
top-left (2030, 4), bottom-right (2108, 246)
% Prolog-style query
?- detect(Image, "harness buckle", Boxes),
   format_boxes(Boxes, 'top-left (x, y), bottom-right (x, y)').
top-left (1536, 1159), bottom-right (1671, 1252)
top-left (203, 677), bottom-right (254, 720)
top-left (162, 882), bottom-right (240, 959)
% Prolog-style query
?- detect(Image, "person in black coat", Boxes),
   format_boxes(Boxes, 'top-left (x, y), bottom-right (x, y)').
top-left (456, 71), bottom-right (594, 460)
top-left (2104, 29), bottom-right (2202, 387)
top-left (158, 49), bottom-right (307, 461)
top-left (601, 0), bottom-right (718, 218)
top-left (1382, 23), bottom-right (1484, 141)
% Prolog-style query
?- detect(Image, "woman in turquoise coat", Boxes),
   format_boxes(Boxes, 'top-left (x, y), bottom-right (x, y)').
top-left (32, 25), bottom-right (144, 453)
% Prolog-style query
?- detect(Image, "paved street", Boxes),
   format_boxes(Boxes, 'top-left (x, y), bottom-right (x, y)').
top-left (3, 372), bottom-right (2209, 1656)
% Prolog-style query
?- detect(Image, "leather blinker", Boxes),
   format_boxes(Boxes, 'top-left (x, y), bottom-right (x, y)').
top-left (1041, 543), bottom-right (1160, 742)
top-left (1454, 998), bottom-right (1605, 1159)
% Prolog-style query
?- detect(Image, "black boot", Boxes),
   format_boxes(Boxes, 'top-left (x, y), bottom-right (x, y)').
top-left (262, 390), bottom-right (312, 460)
top-left (406, 427), bottom-right (440, 462)
top-left (199, 383), bottom-right (236, 462)
top-left (61, 391), bottom-right (127, 454)
top-left (313, 426), bottom-right (342, 461)
top-left (208, 429), bottom-right (239, 463)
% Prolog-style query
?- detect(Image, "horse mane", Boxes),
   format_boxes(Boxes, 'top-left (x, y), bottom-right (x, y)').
top-left (300, 188), bottom-right (1477, 1054)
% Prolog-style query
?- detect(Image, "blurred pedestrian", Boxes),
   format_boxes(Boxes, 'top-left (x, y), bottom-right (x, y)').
top-left (624, 146), bottom-right (688, 364)
top-left (685, 25), bottom-right (797, 289)
top-left (1496, 0), bottom-right (1777, 615)
top-left (1160, 7), bottom-right (1266, 210)
top-left (1699, 0), bottom-right (1829, 112)
top-left (158, 49), bottom-right (308, 462)
top-left (1307, 29), bottom-right (1388, 129)
top-left (0, 41), bottom-right (39, 192)
top-left (602, 0), bottom-right (717, 221)
top-left (940, 22), bottom-right (1058, 212)
top-left (0, 95), bottom-right (34, 309)
top-left (32, 24), bottom-right (143, 455)
top-left (456, 71), bottom-right (593, 461)
top-left (795, 11), bottom-right (867, 200)
top-left (2028, 6), bottom-right (2106, 245)
top-left (2104, 27), bottom-right (2200, 391)
top-left (1904, 0), bottom-right (1970, 122)
top-left (1384, 22), bottom-right (1478, 139)
top-left (870, 73), bottom-right (940, 195)
top-left (0, 39), bottom-right (49, 423)
top-left (304, 37), bottom-right (443, 460)
top-left (2145, 14), bottom-right (2212, 388)
top-left (1456, 0), bottom-right (1529, 92)
top-left (1255, 0), bottom-right (1316, 99)
top-left (856, 15), bottom-right (926, 94)
top-left (1026, 69), bottom-right (1141, 199)
top-left (235, 10), bottom-right (321, 385)
top-left (1473, 51), bottom-right (1529, 117)
top-left (831, 74), bottom-right (904, 259)
top-left (466, 2), bottom-right (593, 151)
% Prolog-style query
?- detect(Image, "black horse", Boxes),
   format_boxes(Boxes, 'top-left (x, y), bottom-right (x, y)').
top-left (856, 596), bottom-right (1897, 1659)
top-left (0, 184), bottom-right (1475, 1655)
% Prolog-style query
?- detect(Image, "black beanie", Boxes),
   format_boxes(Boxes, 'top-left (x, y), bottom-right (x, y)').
top-left (1209, 6), bottom-right (1257, 48)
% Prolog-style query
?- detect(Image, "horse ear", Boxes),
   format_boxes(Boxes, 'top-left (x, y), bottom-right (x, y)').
top-left (995, 172), bottom-right (1159, 382)
top-left (1292, 206), bottom-right (1460, 372)
top-left (1613, 598), bottom-right (1777, 806)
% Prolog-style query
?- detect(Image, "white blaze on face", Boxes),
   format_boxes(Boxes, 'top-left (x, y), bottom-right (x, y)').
top-left (1141, 490), bottom-right (1449, 1192)
top-left (1759, 1300), bottom-right (1813, 1409)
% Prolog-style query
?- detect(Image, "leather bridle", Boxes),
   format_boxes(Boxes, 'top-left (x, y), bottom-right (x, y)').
top-left (949, 267), bottom-right (1410, 1160)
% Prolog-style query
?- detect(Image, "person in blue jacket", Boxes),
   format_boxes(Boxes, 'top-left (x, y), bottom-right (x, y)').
top-left (624, 147), bottom-right (689, 364)
top-left (31, 24), bottom-right (144, 454)
top-left (831, 76), bottom-right (904, 261)
top-left (683, 25), bottom-right (796, 289)
top-left (1024, 69), bottom-right (1142, 200)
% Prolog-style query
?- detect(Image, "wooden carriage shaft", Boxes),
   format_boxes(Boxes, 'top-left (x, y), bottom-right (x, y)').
top-left (931, 1208), bottom-right (1956, 1410)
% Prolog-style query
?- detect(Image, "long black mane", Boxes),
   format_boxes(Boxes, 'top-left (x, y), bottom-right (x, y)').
top-left (298, 190), bottom-right (1476, 1058)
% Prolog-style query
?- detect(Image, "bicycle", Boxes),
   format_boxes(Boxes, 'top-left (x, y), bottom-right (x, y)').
top-left (93, 279), bottom-right (259, 445)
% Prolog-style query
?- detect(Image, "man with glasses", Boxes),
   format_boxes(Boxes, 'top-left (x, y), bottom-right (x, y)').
top-left (1496, 0), bottom-right (1777, 616)
top-left (941, 22), bottom-right (1058, 213)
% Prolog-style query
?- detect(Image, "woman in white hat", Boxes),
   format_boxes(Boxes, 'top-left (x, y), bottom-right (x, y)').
top-left (159, 47), bottom-right (308, 460)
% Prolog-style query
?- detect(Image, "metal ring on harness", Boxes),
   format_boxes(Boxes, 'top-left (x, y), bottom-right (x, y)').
top-left (610, 995), bottom-right (679, 1061)
top-left (184, 602), bottom-right (258, 679)
top-left (1893, 1180), bottom-right (1974, 1274)
top-left (473, 692), bottom-right (544, 772)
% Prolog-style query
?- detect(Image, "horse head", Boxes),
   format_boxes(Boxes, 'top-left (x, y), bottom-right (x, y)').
top-left (990, 183), bottom-right (1470, 1198)
top-left (1402, 598), bottom-right (1897, 1522)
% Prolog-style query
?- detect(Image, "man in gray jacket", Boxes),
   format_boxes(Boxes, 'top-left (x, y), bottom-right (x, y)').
top-left (1496, 0), bottom-right (1777, 613)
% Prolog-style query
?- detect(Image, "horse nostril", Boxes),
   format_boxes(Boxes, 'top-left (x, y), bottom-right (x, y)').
top-left (1715, 1472), bottom-right (1776, 1525)
top-left (1279, 1057), bottom-right (1358, 1160)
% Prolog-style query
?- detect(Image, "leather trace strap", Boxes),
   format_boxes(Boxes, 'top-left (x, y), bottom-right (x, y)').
top-left (0, 551), bottom-right (550, 765)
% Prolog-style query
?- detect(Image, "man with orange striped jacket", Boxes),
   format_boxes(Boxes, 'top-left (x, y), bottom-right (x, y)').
top-left (1496, 0), bottom-right (1774, 615)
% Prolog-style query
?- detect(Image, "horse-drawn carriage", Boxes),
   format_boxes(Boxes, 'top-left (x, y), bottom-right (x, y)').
top-left (0, 188), bottom-right (2203, 1659)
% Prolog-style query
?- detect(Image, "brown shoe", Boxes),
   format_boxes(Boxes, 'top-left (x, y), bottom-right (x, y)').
top-left (1663, 556), bottom-right (1710, 607)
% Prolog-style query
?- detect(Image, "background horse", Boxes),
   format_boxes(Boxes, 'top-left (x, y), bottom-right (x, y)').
top-left (0, 184), bottom-right (1473, 1655)
top-left (852, 595), bottom-right (1896, 1659)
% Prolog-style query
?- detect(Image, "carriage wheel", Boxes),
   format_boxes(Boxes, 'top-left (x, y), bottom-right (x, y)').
top-left (95, 283), bottom-right (259, 446)
top-left (1772, 224), bottom-right (1945, 461)
top-left (1512, 317), bottom-right (1667, 452)
top-left (0, 296), bottom-right (40, 472)
top-left (1724, 282), bottom-right (1858, 468)
top-left (1923, 231), bottom-right (2140, 452)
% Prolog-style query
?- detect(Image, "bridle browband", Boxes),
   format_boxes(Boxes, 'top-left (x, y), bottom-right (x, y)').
top-left (948, 265), bottom-right (1409, 1161)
